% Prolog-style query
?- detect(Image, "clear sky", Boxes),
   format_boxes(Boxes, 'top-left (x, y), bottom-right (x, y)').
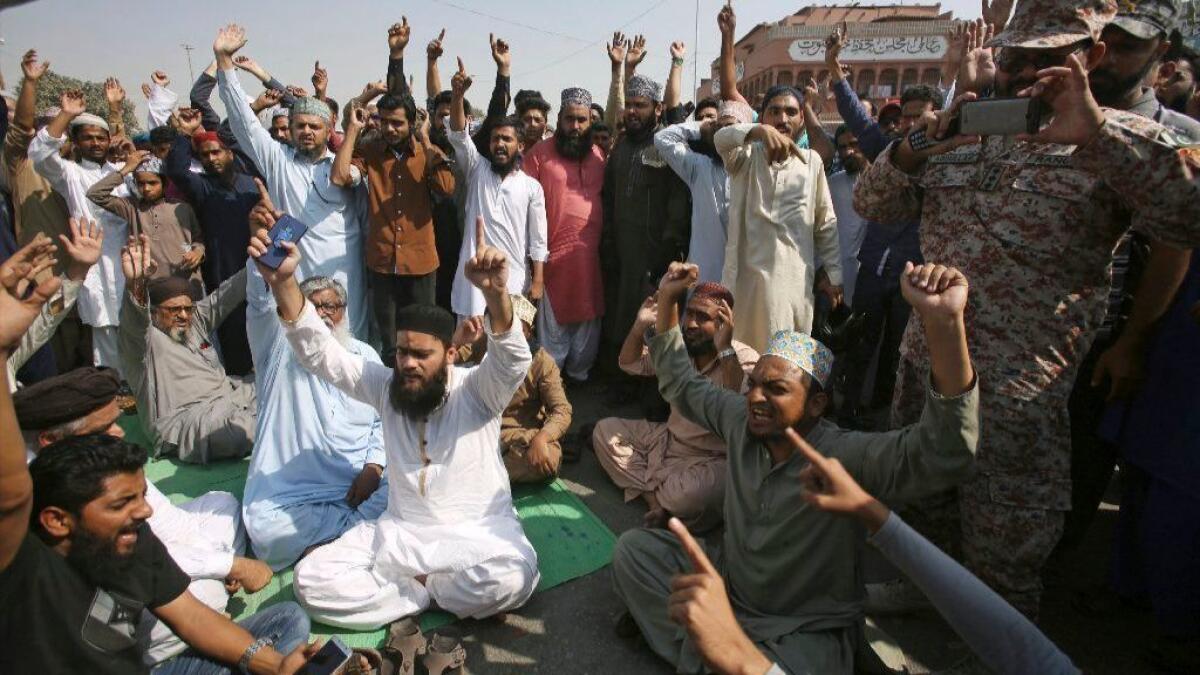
top-left (0, 0), bottom-right (981, 122)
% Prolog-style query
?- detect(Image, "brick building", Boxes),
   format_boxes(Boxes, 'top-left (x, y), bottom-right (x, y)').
top-left (697, 4), bottom-right (958, 121)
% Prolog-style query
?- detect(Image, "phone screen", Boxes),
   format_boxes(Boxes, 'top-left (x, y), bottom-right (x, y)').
top-left (298, 636), bottom-right (352, 675)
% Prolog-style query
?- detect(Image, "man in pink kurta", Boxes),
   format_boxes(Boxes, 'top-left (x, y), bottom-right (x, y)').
top-left (523, 88), bottom-right (606, 381)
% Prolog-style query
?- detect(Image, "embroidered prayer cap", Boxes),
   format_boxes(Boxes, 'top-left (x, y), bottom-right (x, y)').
top-left (561, 87), bottom-right (593, 108)
top-left (625, 74), bottom-right (663, 102)
top-left (691, 281), bottom-right (735, 309)
top-left (69, 113), bottom-right (110, 133)
top-left (14, 366), bottom-right (121, 430)
top-left (35, 106), bottom-right (60, 126)
top-left (134, 156), bottom-right (165, 175)
top-left (291, 96), bottom-right (333, 121)
top-left (270, 105), bottom-right (290, 120)
top-left (763, 330), bottom-right (834, 388)
top-left (511, 294), bottom-right (538, 327)
top-left (717, 99), bottom-right (755, 124)
top-left (988, 0), bottom-right (1117, 49)
top-left (1112, 0), bottom-right (1181, 39)
top-left (395, 303), bottom-right (456, 345)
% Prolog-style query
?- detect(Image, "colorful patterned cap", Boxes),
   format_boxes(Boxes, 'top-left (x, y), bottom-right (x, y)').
top-left (988, 0), bottom-right (1117, 49)
top-left (69, 113), bottom-right (110, 132)
top-left (561, 87), bottom-right (593, 108)
top-left (718, 99), bottom-right (755, 124)
top-left (625, 74), bottom-right (662, 102)
top-left (134, 156), bottom-right (165, 175)
top-left (291, 96), bottom-right (332, 121)
top-left (511, 294), bottom-right (538, 327)
top-left (763, 330), bottom-right (834, 388)
top-left (1112, 0), bottom-right (1181, 39)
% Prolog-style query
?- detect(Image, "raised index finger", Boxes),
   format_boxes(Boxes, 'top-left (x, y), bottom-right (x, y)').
top-left (253, 178), bottom-right (277, 214)
top-left (786, 428), bottom-right (828, 471)
top-left (474, 215), bottom-right (486, 255)
top-left (668, 517), bottom-right (718, 576)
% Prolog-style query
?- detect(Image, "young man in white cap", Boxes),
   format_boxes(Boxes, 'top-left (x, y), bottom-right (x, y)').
top-left (612, 259), bottom-right (978, 674)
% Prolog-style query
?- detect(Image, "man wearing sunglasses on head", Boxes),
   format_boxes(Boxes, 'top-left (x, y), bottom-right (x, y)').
top-left (852, 0), bottom-right (1200, 651)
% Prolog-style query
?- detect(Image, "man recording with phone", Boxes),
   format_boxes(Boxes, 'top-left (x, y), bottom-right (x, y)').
top-left (852, 0), bottom-right (1200, 649)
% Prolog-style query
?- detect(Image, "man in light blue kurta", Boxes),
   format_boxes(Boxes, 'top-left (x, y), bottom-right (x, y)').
top-left (242, 264), bottom-right (388, 570)
top-left (218, 65), bottom-right (368, 336)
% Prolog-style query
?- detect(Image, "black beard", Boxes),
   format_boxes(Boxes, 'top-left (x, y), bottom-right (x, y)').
top-left (555, 130), bottom-right (594, 159)
top-left (624, 120), bottom-right (655, 142)
top-left (430, 127), bottom-right (452, 154)
top-left (68, 522), bottom-right (140, 586)
top-left (491, 154), bottom-right (518, 177)
top-left (389, 365), bottom-right (449, 419)
top-left (684, 334), bottom-right (716, 357)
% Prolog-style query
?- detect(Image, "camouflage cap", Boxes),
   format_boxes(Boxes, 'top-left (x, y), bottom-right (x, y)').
top-left (1111, 0), bottom-right (1181, 39)
top-left (988, 0), bottom-right (1118, 49)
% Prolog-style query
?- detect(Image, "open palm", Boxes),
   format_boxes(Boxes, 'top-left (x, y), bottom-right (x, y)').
top-left (0, 236), bottom-right (61, 353)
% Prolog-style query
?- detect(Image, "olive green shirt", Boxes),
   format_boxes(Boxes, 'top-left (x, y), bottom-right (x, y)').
top-left (649, 325), bottom-right (979, 641)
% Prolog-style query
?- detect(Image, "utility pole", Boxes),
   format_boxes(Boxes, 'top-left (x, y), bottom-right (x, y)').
top-left (693, 0), bottom-right (700, 99)
top-left (181, 43), bottom-right (196, 83)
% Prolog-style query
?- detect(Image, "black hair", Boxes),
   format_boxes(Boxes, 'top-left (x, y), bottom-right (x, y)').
top-left (494, 114), bottom-right (522, 135)
top-left (760, 85), bottom-right (804, 115)
top-left (377, 93), bottom-right (418, 125)
top-left (590, 121), bottom-right (611, 134)
top-left (517, 97), bottom-right (552, 116)
top-left (325, 96), bottom-right (340, 119)
top-left (433, 90), bottom-right (472, 118)
top-left (590, 102), bottom-right (605, 118)
top-left (148, 125), bottom-right (177, 145)
top-left (900, 84), bottom-right (944, 112)
top-left (694, 97), bottom-right (720, 119)
top-left (834, 124), bottom-right (852, 142)
top-left (29, 434), bottom-right (147, 525)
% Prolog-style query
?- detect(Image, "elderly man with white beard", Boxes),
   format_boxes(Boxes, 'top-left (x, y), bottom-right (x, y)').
top-left (117, 234), bottom-right (256, 464)
top-left (241, 188), bottom-right (389, 571)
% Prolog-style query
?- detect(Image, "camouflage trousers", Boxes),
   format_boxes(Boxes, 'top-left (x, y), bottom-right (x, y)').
top-left (892, 356), bottom-right (1070, 619)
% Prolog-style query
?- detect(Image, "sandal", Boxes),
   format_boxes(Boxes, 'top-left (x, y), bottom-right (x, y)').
top-left (380, 617), bottom-right (427, 675)
top-left (345, 648), bottom-right (384, 675)
top-left (422, 628), bottom-right (467, 675)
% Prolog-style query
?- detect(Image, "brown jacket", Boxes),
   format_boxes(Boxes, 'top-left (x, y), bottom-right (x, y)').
top-left (460, 344), bottom-right (573, 442)
top-left (353, 136), bottom-right (455, 276)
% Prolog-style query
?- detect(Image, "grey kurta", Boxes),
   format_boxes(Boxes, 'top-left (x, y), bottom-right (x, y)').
top-left (612, 326), bottom-right (979, 673)
top-left (118, 269), bottom-right (255, 463)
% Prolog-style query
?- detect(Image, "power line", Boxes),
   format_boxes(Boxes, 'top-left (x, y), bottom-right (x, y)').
top-left (429, 0), bottom-right (591, 43)
top-left (515, 0), bottom-right (671, 78)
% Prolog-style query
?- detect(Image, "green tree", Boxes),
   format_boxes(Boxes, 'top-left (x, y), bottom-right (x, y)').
top-left (29, 69), bottom-right (139, 134)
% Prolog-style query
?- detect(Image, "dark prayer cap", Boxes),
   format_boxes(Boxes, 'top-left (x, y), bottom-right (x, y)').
top-left (14, 367), bottom-right (121, 430)
top-left (147, 276), bottom-right (196, 306)
top-left (395, 304), bottom-right (456, 345)
top-left (691, 281), bottom-right (735, 309)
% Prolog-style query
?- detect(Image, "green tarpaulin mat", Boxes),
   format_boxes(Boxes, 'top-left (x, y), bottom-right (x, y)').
top-left (123, 414), bottom-right (616, 647)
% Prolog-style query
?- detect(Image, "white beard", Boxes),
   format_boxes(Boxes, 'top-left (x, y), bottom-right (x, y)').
top-left (329, 319), bottom-right (354, 348)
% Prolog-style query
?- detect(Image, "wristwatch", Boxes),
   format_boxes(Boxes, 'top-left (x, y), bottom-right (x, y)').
top-left (718, 347), bottom-right (736, 360)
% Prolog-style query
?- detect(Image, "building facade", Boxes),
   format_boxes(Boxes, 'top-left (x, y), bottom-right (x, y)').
top-left (698, 4), bottom-right (958, 120)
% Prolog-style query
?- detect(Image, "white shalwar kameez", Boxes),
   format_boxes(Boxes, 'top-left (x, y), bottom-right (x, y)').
top-left (284, 302), bottom-right (540, 630)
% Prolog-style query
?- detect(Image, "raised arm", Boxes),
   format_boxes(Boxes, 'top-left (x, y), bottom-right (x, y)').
top-left (230, 54), bottom-right (296, 107)
top-left (604, 33), bottom-right (627, 130)
top-left (214, 25), bottom-right (287, 181)
top-left (717, 3), bottom-right (748, 104)
top-left (0, 237), bottom-right (62, 572)
top-left (5, 50), bottom-right (49, 179)
top-left (625, 34), bottom-right (647, 82)
top-left (801, 77), bottom-right (836, 167)
top-left (426, 29), bottom-right (445, 102)
top-left (484, 34), bottom-right (512, 124)
top-left (826, 26), bottom-right (891, 160)
top-left (146, 70), bottom-right (178, 129)
top-left (86, 154), bottom-right (143, 225)
top-left (387, 18), bottom-right (412, 96)
top-left (117, 234), bottom-right (155, 386)
top-left (164, 110), bottom-right (211, 201)
top-left (449, 58), bottom-right (472, 133)
top-left (29, 90), bottom-right (88, 195)
top-left (331, 103), bottom-right (365, 188)
top-left (195, 268), bottom-right (247, 336)
top-left (664, 41), bottom-right (686, 111)
top-left (189, 61), bottom-right (223, 132)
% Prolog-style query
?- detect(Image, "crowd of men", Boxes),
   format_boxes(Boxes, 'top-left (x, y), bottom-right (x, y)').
top-left (0, 0), bottom-right (1198, 672)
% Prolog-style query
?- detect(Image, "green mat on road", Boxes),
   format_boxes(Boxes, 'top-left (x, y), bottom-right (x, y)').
top-left (122, 415), bottom-right (616, 648)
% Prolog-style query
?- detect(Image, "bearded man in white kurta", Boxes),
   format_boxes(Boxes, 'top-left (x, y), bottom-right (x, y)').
top-left (252, 216), bottom-right (538, 630)
top-left (716, 87), bottom-right (843, 353)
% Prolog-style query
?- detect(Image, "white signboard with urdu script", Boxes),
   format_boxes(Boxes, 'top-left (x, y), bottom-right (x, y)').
top-left (788, 35), bottom-right (947, 62)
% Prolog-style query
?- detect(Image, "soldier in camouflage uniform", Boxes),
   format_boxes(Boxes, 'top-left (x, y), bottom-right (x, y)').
top-left (852, 0), bottom-right (1200, 620)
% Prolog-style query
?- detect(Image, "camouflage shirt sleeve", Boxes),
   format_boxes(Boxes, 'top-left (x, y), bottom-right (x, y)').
top-left (1072, 112), bottom-right (1200, 249)
top-left (852, 142), bottom-right (925, 226)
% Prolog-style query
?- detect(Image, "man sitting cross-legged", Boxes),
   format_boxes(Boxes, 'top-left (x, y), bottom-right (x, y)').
top-left (14, 366), bottom-right (274, 668)
top-left (0, 241), bottom-right (315, 674)
top-left (612, 260), bottom-right (979, 674)
top-left (118, 234), bottom-right (255, 464)
top-left (242, 186), bottom-right (388, 571)
top-left (250, 214), bottom-right (539, 630)
top-left (594, 281), bottom-right (758, 531)
top-left (454, 294), bottom-right (573, 483)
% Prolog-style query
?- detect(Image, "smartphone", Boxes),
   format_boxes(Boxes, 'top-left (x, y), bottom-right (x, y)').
top-left (958, 97), bottom-right (1043, 136)
top-left (257, 214), bottom-right (309, 270)
top-left (298, 636), bottom-right (352, 675)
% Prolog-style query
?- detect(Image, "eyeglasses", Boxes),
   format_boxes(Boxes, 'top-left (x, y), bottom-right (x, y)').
top-left (157, 304), bottom-right (194, 317)
top-left (312, 301), bottom-right (346, 313)
top-left (995, 45), bottom-right (1086, 74)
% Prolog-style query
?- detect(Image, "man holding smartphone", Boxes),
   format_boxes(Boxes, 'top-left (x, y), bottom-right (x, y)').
top-left (852, 0), bottom-right (1200, 640)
